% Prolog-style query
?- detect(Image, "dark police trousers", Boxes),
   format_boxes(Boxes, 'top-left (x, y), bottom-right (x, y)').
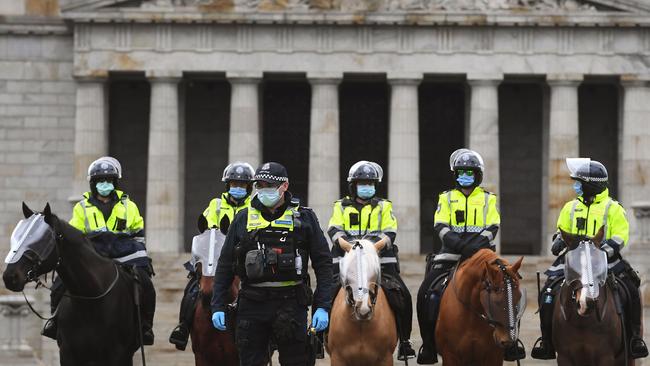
top-left (236, 287), bottom-right (308, 366)
top-left (416, 260), bottom-right (455, 354)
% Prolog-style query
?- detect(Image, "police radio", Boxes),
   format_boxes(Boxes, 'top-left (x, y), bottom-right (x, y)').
top-left (349, 212), bottom-right (360, 226)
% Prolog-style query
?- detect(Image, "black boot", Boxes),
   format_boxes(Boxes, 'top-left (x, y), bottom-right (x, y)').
top-left (417, 345), bottom-right (438, 364)
top-left (503, 339), bottom-right (526, 361)
top-left (41, 318), bottom-right (57, 340)
top-left (531, 284), bottom-right (556, 360)
top-left (625, 276), bottom-right (648, 359)
top-left (138, 268), bottom-right (156, 346)
top-left (169, 277), bottom-right (199, 351)
top-left (398, 341), bottom-right (416, 361)
top-left (417, 281), bottom-right (441, 365)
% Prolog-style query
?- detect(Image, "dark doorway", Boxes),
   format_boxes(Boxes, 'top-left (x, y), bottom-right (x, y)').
top-left (418, 80), bottom-right (467, 254)
top-left (108, 74), bottom-right (150, 218)
top-left (498, 81), bottom-right (545, 255)
top-left (183, 77), bottom-right (231, 250)
top-left (578, 81), bottom-right (619, 197)
top-left (261, 77), bottom-right (311, 204)
top-left (339, 77), bottom-right (390, 198)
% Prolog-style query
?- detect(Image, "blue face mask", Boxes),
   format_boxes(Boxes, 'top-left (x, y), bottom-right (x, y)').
top-left (573, 181), bottom-right (583, 196)
top-left (356, 184), bottom-right (376, 199)
top-left (257, 187), bottom-right (282, 207)
top-left (96, 181), bottom-right (114, 197)
top-left (229, 186), bottom-right (248, 200)
top-left (456, 174), bottom-right (475, 187)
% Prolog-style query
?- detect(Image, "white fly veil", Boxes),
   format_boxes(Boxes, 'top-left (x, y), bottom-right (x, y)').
top-left (190, 228), bottom-right (226, 277)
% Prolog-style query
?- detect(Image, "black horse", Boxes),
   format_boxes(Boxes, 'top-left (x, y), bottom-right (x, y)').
top-left (3, 203), bottom-right (144, 366)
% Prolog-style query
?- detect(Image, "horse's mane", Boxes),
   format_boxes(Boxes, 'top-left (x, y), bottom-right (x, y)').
top-left (339, 239), bottom-right (381, 285)
top-left (47, 213), bottom-right (111, 262)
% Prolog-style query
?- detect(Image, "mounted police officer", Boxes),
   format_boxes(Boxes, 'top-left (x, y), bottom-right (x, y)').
top-left (328, 160), bottom-right (416, 360)
top-left (416, 148), bottom-right (524, 364)
top-left (169, 161), bottom-right (255, 350)
top-left (43, 156), bottom-right (156, 345)
top-left (531, 158), bottom-right (648, 360)
top-left (211, 162), bottom-right (334, 366)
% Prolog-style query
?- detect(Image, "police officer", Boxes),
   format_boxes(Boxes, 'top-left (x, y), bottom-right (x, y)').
top-left (43, 156), bottom-right (156, 345)
top-left (211, 162), bottom-right (334, 366)
top-left (531, 158), bottom-right (649, 360)
top-left (416, 148), bottom-right (524, 364)
top-left (328, 160), bottom-right (416, 361)
top-left (169, 162), bottom-right (255, 350)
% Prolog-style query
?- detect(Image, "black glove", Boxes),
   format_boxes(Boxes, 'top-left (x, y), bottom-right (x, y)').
top-left (600, 239), bottom-right (621, 259)
top-left (551, 237), bottom-right (566, 256)
top-left (461, 242), bottom-right (482, 259)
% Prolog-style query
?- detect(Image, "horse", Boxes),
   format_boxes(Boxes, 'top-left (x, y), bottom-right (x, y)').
top-left (189, 214), bottom-right (239, 366)
top-left (326, 237), bottom-right (397, 366)
top-left (553, 227), bottom-right (631, 366)
top-left (3, 203), bottom-right (144, 366)
top-left (436, 249), bottom-right (525, 366)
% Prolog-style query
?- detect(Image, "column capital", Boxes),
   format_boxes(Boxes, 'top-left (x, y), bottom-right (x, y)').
top-left (307, 72), bottom-right (343, 85)
top-left (227, 71), bottom-right (263, 83)
top-left (73, 71), bottom-right (109, 82)
top-left (467, 73), bottom-right (503, 86)
top-left (387, 72), bottom-right (423, 85)
top-left (546, 73), bottom-right (584, 86)
top-left (620, 74), bottom-right (650, 87)
top-left (146, 69), bottom-right (183, 82)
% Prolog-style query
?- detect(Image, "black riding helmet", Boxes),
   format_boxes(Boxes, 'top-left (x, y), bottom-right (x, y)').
top-left (87, 157), bottom-right (121, 195)
top-left (221, 162), bottom-right (255, 194)
top-left (450, 149), bottom-right (484, 187)
top-left (567, 158), bottom-right (608, 197)
top-left (346, 161), bottom-right (383, 198)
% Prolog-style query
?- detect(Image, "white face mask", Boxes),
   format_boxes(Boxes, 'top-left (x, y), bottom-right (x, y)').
top-left (257, 187), bottom-right (282, 207)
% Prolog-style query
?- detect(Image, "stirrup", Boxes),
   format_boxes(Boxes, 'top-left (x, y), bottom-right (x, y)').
top-left (631, 337), bottom-right (649, 359)
top-left (531, 337), bottom-right (556, 360)
top-left (503, 339), bottom-right (526, 361)
top-left (398, 340), bottom-right (416, 361)
top-left (169, 325), bottom-right (189, 351)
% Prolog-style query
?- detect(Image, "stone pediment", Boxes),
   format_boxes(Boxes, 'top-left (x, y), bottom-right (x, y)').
top-left (63, 0), bottom-right (650, 13)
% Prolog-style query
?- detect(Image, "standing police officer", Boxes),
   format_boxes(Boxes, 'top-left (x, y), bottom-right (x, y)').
top-left (169, 162), bottom-right (255, 350)
top-left (211, 162), bottom-right (334, 366)
top-left (531, 158), bottom-right (648, 360)
top-left (328, 160), bottom-right (416, 360)
top-left (416, 148), bottom-right (524, 364)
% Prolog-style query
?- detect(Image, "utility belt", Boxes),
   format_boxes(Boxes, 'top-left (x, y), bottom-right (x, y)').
top-left (239, 282), bottom-right (313, 306)
top-left (242, 245), bottom-right (305, 282)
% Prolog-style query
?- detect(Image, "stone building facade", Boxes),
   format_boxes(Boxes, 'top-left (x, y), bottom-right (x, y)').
top-left (2, 0), bottom-right (650, 258)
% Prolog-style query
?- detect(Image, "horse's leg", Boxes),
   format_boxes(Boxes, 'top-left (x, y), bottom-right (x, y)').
top-left (556, 353), bottom-right (572, 366)
top-left (439, 350), bottom-right (462, 366)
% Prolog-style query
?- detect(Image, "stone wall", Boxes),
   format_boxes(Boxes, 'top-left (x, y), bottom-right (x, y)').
top-left (0, 29), bottom-right (75, 260)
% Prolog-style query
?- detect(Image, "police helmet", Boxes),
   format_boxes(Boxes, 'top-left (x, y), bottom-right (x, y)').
top-left (347, 161), bottom-right (383, 183)
top-left (566, 158), bottom-right (608, 195)
top-left (87, 157), bottom-right (120, 182)
top-left (222, 162), bottom-right (255, 183)
top-left (450, 149), bottom-right (484, 187)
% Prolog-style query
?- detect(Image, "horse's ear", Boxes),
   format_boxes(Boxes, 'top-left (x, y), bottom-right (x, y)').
top-left (594, 226), bottom-right (605, 247)
top-left (560, 229), bottom-right (577, 249)
top-left (197, 214), bottom-right (208, 233)
top-left (510, 256), bottom-right (523, 274)
top-left (22, 202), bottom-right (34, 218)
top-left (339, 238), bottom-right (353, 252)
top-left (43, 203), bottom-right (51, 217)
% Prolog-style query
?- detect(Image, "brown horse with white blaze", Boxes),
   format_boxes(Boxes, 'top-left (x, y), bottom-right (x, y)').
top-left (436, 249), bottom-right (525, 366)
top-left (327, 238), bottom-right (397, 366)
top-left (553, 227), bottom-right (631, 366)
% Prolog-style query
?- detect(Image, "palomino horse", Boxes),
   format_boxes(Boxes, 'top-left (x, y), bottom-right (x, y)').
top-left (553, 227), bottom-right (631, 366)
top-left (327, 237), bottom-right (397, 366)
top-left (3, 203), bottom-right (144, 366)
top-left (189, 215), bottom-right (239, 366)
top-left (436, 249), bottom-right (525, 366)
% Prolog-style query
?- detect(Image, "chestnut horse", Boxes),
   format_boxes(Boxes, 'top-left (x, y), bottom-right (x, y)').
top-left (327, 238), bottom-right (397, 366)
top-left (189, 215), bottom-right (239, 366)
top-left (553, 228), bottom-right (631, 366)
top-left (436, 249), bottom-right (525, 366)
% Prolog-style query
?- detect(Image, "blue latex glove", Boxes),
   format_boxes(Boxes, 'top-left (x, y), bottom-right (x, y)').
top-left (311, 308), bottom-right (329, 332)
top-left (212, 311), bottom-right (226, 331)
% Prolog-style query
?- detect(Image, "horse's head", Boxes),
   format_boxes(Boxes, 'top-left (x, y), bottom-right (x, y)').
top-left (479, 255), bottom-right (525, 349)
top-left (561, 227), bottom-right (607, 316)
top-left (192, 214), bottom-right (223, 302)
top-left (3, 203), bottom-right (60, 292)
top-left (339, 237), bottom-right (385, 321)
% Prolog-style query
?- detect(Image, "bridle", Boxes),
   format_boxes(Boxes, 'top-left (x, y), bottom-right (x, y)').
top-left (451, 258), bottom-right (521, 339)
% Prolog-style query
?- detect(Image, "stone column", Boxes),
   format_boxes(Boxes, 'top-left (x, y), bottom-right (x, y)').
top-left (545, 74), bottom-right (583, 254)
top-left (146, 71), bottom-right (182, 253)
top-left (388, 73), bottom-right (422, 254)
top-left (71, 76), bottom-right (108, 203)
top-left (308, 73), bottom-right (342, 228)
top-left (227, 72), bottom-right (262, 168)
top-left (621, 75), bottom-right (650, 248)
top-left (468, 74), bottom-right (502, 251)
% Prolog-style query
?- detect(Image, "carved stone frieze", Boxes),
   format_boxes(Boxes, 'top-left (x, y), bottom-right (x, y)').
top-left (146, 0), bottom-right (597, 11)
